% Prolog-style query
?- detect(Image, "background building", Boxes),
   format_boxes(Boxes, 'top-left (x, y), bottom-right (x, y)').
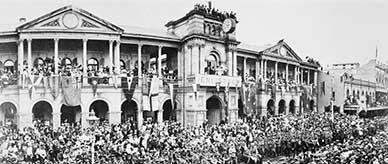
top-left (318, 59), bottom-right (388, 114)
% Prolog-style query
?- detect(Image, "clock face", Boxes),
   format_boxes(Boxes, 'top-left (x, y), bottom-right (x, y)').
top-left (280, 47), bottom-right (287, 56)
top-left (222, 18), bottom-right (235, 33)
top-left (62, 13), bottom-right (79, 29)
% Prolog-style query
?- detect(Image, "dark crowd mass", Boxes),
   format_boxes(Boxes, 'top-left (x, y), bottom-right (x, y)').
top-left (0, 113), bottom-right (387, 164)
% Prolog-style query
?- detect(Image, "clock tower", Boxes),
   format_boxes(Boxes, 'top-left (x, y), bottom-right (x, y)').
top-left (165, 3), bottom-right (241, 126)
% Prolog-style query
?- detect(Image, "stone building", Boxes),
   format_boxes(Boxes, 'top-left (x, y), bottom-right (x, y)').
top-left (0, 4), bottom-right (320, 128)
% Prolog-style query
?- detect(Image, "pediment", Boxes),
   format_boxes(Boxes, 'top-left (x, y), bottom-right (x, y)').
top-left (262, 40), bottom-right (302, 62)
top-left (17, 5), bottom-right (123, 33)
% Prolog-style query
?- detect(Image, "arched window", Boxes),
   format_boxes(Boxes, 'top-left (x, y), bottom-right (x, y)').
top-left (4, 60), bottom-right (14, 73)
top-left (61, 58), bottom-right (72, 69)
top-left (87, 58), bottom-right (99, 72)
top-left (34, 58), bottom-right (45, 70)
top-left (120, 60), bottom-right (126, 70)
top-left (205, 54), bottom-right (218, 75)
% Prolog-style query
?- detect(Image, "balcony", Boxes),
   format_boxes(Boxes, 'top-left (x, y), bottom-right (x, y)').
top-left (191, 74), bottom-right (242, 88)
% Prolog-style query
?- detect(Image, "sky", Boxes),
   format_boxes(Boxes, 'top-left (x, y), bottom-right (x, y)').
top-left (0, 0), bottom-right (387, 68)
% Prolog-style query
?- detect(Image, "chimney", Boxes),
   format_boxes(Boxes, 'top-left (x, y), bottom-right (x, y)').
top-left (19, 18), bottom-right (26, 23)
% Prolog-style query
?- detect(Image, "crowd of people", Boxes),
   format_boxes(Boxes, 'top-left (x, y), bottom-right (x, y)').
top-left (0, 112), bottom-right (387, 163)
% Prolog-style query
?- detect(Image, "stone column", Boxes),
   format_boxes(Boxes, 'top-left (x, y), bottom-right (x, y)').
top-left (301, 68), bottom-right (304, 84)
top-left (314, 71), bottom-right (318, 85)
top-left (18, 39), bottom-right (24, 75)
top-left (27, 38), bottom-right (32, 74)
top-left (54, 38), bottom-right (59, 75)
top-left (82, 39), bottom-right (88, 74)
top-left (81, 112), bottom-right (88, 128)
top-left (138, 44), bottom-right (142, 77)
top-left (232, 51), bottom-right (236, 76)
top-left (115, 41), bottom-right (121, 74)
top-left (158, 45), bottom-right (163, 76)
top-left (294, 66), bottom-right (298, 83)
top-left (307, 69), bottom-right (310, 85)
top-left (260, 60), bottom-right (264, 78)
top-left (200, 45), bottom-right (206, 74)
top-left (52, 112), bottom-right (60, 129)
top-left (193, 45), bottom-right (200, 75)
top-left (109, 40), bottom-right (114, 74)
top-left (285, 63), bottom-right (289, 82)
top-left (274, 61), bottom-right (278, 83)
top-left (109, 111), bottom-right (121, 125)
top-left (264, 60), bottom-right (267, 79)
top-left (227, 47), bottom-right (233, 76)
top-left (243, 57), bottom-right (247, 80)
top-left (157, 110), bottom-right (163, 124)
top-left (255, 61), bottom-right (259, 80)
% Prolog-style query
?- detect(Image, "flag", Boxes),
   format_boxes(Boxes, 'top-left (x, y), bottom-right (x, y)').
top-left (28, 74), bottom-right (43, 99)
top-left (143, 95), bottom-right (151, 111)
top-left (169, 83), bottom-right (174, 110)
top-left (148, 77), bottom-right (159, 97)
top-left (48, 76), bottom-right (59, 100)
top-left (91, 77), bottom-right (98, 97)
top-left (61, 76), bottom-right (81, 106)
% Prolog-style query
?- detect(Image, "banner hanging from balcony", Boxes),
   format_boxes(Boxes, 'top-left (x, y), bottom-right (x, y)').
top-left (149, 77), bottom-right (160, 96)
top-left (169, 83), bottom-right (174, 110)
top-left (61, 76), bottom-right (82, 106)
top-left (48, 76), bottom-right (60, 100)
top-left (122, 77), bottom-right (138, 101)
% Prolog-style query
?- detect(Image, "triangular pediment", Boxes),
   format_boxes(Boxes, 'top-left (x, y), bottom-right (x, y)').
top-left (17, 5), bottom-right (123, 33)
top-left (262, 40), bottom-right (303, 62)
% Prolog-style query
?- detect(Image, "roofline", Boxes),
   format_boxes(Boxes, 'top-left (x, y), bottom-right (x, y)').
top-left (122, 33), bottom-right (181, 42)
top-left (17, 5), bottom-right (124, 32)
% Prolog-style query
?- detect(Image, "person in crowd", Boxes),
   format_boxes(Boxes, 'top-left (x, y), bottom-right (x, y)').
top-left (0, 113), bottom-right (387, 163)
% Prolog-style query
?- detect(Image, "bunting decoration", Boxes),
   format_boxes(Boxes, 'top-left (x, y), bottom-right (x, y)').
top-left (149, 77), bottom-right (160, 111)
top-left (28, 74), bottom-right (44, 99)
top-left (122, 76), bottom-right (138, 101)
top-left (169, 83), bottom-right (174, 110)
top-left (48, 76), bottom-right (60, 100)
top-left (91, 77), bottom-right (98, 97)
top-left (61, 76), bottom-right (82, 106)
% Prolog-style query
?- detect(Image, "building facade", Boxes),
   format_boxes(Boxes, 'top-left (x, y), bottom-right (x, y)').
top-left (0, 4), bottom-right (320, 128)
top-left (318, 59), bottom-right (388, 114)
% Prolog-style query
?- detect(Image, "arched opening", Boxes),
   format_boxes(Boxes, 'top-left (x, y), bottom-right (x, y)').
top-left (205, 53), bottom-right (219, 75)
top-left (87, 58), bottom-right (99, 72)
top-left (60, 105), bottom-right (81, 126)
top-left (309, 100), bottom-right (315, 112)
top-left (238, 98), bottom-right (244, 118)
top-left (278, 99), bottom-right (286, 115)
top-left (289, 100), bottom-right (296, 114)
top-left (89, 100), bottom-right (109, 122)
top-left (121, 100), bottom-right (137, 124)
top-left (33, 57), bottom-right (45, 70)
top-left (32, 101), bottom-right (53, 125)
top-left (3, 60), bottom-right (15, 74)
top-left (61, 57), bottom-right (72, 69)
top-left (162, 99), bottom-right (177, 121)
top-left (120, 59), bottom-right (126, 70)
top-left (267, 99), bottom-right (275, 116)
top-left (0, 102), bottom-right (17, 126)
top-left (206, 96), bottom-right (223, 125)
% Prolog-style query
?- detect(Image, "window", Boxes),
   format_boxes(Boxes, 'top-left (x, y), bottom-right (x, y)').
top-left (87, 58), bottom-right (99, 72)
top-left (34, 58), bottom-right (45, 70)
top-left (4, 60), bottom-right (14, 73)
top-left (205, 54), bottom-right (218, 75)
top-left (61, 58), bottom-right (72, 69)
top-left (120, 60), bottom-right (126, 70)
